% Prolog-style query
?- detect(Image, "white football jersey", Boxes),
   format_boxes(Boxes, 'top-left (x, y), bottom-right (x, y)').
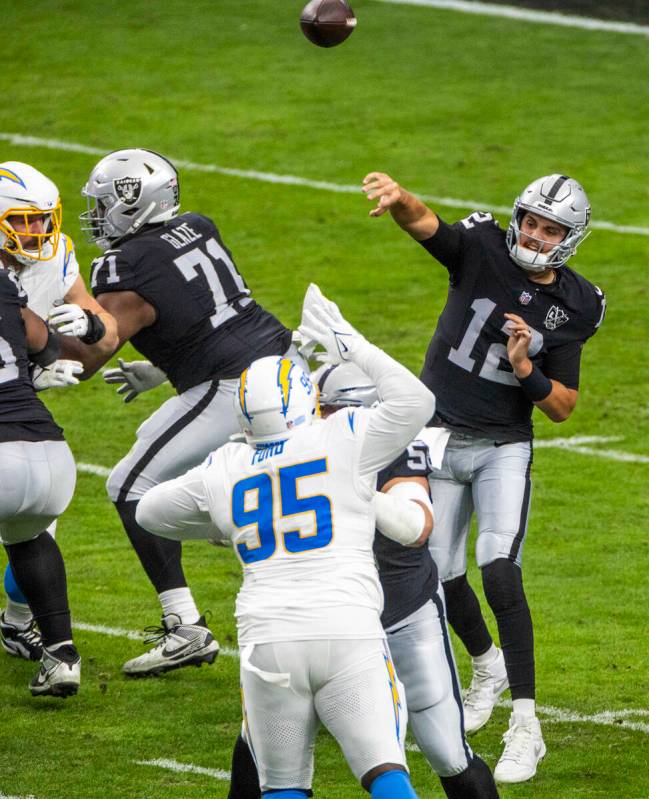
top-left (15, 233), bottom-right (79, 318)
top-left (202, 409), bottom-right (386, 646)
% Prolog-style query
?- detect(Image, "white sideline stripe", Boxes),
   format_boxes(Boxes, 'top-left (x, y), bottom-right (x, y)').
top-left (372, 0), bottom-right (649, 36)
top-left (77, 461), bottom-right (111, 478)
top-left (135, 758), bottom-right (230, 781)
top-left (73, 621), bottom-right (239, 657)
top-left (535, 436), bottom-right (649, 463)
top-left (1, 132), bottom-right (647, 237)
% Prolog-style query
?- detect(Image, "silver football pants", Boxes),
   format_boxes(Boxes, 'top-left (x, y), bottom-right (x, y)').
top-left (0, 440), bottom-right (76, 545)
top-left (428, 433), bottom-right (532, 579)
top-left (386, 588), bottom-right (473, 777)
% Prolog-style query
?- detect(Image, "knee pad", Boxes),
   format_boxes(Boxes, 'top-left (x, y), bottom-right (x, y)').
top-left (482, 559), bottom-right (525, 614)
top-left (4, 562), bottom-right (27, 604)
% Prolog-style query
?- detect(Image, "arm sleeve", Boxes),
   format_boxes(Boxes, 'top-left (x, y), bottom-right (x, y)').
top-left (352, 340), bottom-right (436, 478)
top-left (541, 341), bottom-right (583, 390)
top-left (135, 465), bottom-right (221, 541)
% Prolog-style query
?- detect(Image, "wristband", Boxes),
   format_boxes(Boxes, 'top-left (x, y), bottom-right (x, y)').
top-left (519, 364), bottom-right (552, 402)
top-left (80, 311), bottom-right (107, 345)
top-left (29, 329), bottom-right (61, 367)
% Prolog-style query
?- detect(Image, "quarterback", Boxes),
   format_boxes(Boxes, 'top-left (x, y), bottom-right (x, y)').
top-left (0, 161), bottom-right (117, 664)
top-left (136, 284), bottom-right (436, 799)
top-left (364, 171), bottom-right (605, 782)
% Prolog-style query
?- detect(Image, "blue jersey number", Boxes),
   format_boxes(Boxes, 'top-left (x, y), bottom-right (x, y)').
top-left (233, 458), bottom-right (333, 564)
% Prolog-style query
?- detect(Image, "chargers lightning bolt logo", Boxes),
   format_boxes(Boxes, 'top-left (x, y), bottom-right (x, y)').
top-left (277, 358), bottom-right (294, 417)
top-left (384, 654), bottom-right (402, 741)
top-left (0, 167), bottom-right (26, 188)
top-left (239, 367), bottom-right (252, 423)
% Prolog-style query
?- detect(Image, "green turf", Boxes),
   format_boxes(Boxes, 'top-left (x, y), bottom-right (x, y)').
top-left (1, 1), bottom-right (648, 797)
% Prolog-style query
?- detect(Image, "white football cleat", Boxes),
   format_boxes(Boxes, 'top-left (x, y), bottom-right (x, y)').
top-left (30, 643), bottom-right (81, 698)
top-left (494, 713), bottom-right (546, 783)
top-left (1, 612), bottom-right (43, 661)
top-left (123, 614), bottom-right (219, 677)
top-left (463, 647), bottom-right (509, 733)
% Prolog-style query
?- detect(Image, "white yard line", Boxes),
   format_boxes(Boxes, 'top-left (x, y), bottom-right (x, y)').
top-left (0, 794), bottom-right (37, 799)
top-left (535, 436), bottom-right (649, 463)
top-left (372, 0), bottom-right (649, 36)
top-left (134, 759), bottom-right (230, 781)
top-left (1, 132), bottom-right (647, 237)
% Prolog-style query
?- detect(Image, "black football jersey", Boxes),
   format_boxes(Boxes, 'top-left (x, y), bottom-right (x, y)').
top-left (90, 213), bottom-right (292, 393)
top-left (419, 213), bottom-right (606, 441)
top-left (0, 268), bottom-right (64, 443)
top-left (374, 439), bottom-right (438, 629)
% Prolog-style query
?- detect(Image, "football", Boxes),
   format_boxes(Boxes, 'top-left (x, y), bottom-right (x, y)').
top-left (300, 0), bottom-right (357, 48)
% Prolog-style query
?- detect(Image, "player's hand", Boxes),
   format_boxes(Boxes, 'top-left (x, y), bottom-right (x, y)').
top-left (362, 172), bottom-right (404, 217)
top-left (103, 358), bottom-right (168, 403)
top-left (298, 283), bottom-right (364, 364)
top-left (47, 303), bottom-right (90, 337)
top-left (291, 329), bottom-right (317, 361)
top-left (32, 360), bottom-right (83, 391)
top-left (504, 313), bottom-right (533, 375)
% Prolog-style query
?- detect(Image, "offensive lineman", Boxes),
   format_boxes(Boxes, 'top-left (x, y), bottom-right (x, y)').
top-left (363, 171), bottom-right (605, 782)
top-left (225, 360), bottom-right (500, 799)
top-left (66, 148), bottom-right (297, 677)
top-left (135, 284), bottom-right (436, 799)
top-left (0, 161), bottom-right (118, 662)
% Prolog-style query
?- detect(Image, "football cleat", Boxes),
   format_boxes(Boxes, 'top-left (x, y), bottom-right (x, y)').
top-left (123, 614), bottom-right (219, 677)
top-left (1, 612), bottom-right (43, 661)
top-left (30, 643), bottom-right (81, 698)
top-left (494, 713), bottom-right (546, 783)
top-left (463, 647), bottom-right (509, 733)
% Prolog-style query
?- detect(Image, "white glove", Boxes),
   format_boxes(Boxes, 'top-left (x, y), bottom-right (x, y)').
top-left (48, 304), bottom-right (89, 337)
top-left (32, 360), bottom-right (83, 391)
top-left (291, 329), bottom-right (317, 361)
top-left (298, 283), bottom-right (364, 365)
top-left (103, 358), bottom-right (168, 403)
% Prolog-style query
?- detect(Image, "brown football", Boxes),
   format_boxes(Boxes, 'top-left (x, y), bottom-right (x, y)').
top-left (300, 0), bottom-right (357, 48)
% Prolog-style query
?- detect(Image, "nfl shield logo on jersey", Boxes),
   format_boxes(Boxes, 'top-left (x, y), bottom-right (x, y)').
top-left (518, 291), bottom-right (533, 306)
top-left (113, 177), bottom-right (142, 205)
top-left (544, 305), bottom-right (569, 330)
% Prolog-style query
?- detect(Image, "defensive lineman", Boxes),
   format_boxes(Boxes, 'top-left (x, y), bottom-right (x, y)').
top-left (71, 148), bottom-right (296, 676)
top-left (0, 161), bottom-right (117, 661)
top-left (136, 284), bottom-right (436, 799)
top-left (225, 360), bottom-right (500, 799)
top-left (363, 171), bottom-right (605, 782)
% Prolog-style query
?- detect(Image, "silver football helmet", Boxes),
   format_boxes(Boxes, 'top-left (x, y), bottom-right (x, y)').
top-left (506, 174), bottom-right (591, 272)
top-left (0, 162), bottom-right (62, 266)
top-left (312, 361), bottom-right (379, 409)
top-left (80, 148), bottom-right (180, 250)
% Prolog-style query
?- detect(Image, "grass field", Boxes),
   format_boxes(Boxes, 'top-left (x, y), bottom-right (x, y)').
top-left (1, 2), bottom-right (648, 797)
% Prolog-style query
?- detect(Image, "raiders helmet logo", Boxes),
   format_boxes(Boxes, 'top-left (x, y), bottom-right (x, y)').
top-left (114, 177), bottom-right (142, 206)
top-left (544, 305), bottom-right (569, 330)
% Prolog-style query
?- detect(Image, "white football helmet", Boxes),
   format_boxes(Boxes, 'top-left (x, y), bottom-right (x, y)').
top-left (80, 148), bottom-right (180, 250)
top-left (312, 361), bottom-right (379, 408)
top-left (0, 162), bottom-right (62, 266)
top-left (236, 356), bottom-right (319, 444)
top-left (506, 174), bottom-right (591, 272)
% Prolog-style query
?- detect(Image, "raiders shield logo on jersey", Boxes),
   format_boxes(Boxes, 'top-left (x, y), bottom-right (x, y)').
top-left (544, 305), bottom-right (569, 330)
top-left (114, 177), bottom-right (142, 205)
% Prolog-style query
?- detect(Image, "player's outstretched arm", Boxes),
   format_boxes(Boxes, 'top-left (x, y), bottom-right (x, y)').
top-left (299, 284), bottom-right (435, 474)
top-left (362, 171), bottom-right (439, 241)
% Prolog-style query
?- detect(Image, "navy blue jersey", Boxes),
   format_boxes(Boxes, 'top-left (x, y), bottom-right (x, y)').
top-left (90, 213), bottom-right (291, 393)
top-left (419, 214), bottom-right (605, 441)
top-left (374, 439), bottom-right (437, 629)
top-left (0, 269), bottom-right (63, 442)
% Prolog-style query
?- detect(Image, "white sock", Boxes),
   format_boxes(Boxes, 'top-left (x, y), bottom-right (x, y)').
top-left (159, 588), bottom-right (200, 625)
top-left (472, 643), bottom-right (499, 669)
top-left (512, 698), bottom-right (536, 719)
top-left (4, 597), bottom-right (34, 628)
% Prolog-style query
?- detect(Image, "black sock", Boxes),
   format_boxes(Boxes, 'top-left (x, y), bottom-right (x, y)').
top-left (443, 573), bottom-right (493, 657)
top-left (482, 558), bottom-right (534, 700)
top-left (440, 755), bottom-right (500, 799)
top-left (115, 500), bottom-right (187, 595)
top-left (4, 533), bottom-right (72, 648)
top-left (227, 734), bottom-right (261, 799)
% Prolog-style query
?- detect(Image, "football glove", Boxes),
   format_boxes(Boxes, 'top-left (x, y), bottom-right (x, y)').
top-left (48, 303), bottom-right (90, 337)
top-left (298, 283), bottom-right (364, 365)
top-left (31, 360), bottom-right (83, 391)
top-left (103, 358), bottom-right (168, 403)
